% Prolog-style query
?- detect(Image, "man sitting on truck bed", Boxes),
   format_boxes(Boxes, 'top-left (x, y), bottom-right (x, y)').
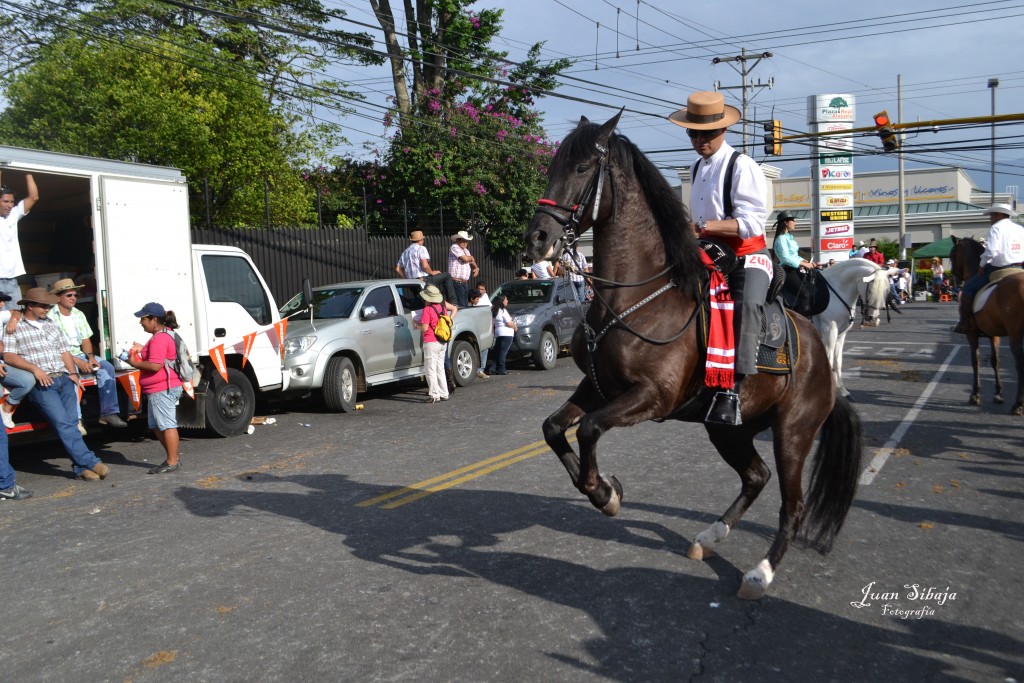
top-left (0, 174), bottom-right (39, 303)
top-left (46, 278), bottom-right (127, 431)
top-left (1, 287), bottom-right (110, 481)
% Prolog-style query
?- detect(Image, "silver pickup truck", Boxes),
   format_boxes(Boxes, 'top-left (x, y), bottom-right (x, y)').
top-left (279, 279), bottom-right (494, 411)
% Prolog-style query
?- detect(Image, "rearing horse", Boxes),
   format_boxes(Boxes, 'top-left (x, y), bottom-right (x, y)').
top-left (525, 113), bottom-right (863, 599)
top-left (949, 236), bottom-right (1024, 413)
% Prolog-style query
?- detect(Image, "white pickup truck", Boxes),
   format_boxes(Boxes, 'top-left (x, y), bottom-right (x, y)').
top-left (279, 279), bottom-right (494, 411)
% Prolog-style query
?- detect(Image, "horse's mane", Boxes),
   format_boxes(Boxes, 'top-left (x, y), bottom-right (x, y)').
top-left (564, 122), bottom-right (703, 292)
top-left (951, 236), bottom-right (985, 279)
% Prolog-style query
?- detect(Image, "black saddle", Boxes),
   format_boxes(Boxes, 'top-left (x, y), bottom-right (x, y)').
top-left (781, 268), bottom-right (830, 317)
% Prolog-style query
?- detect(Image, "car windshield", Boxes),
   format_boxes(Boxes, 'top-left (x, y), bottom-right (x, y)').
top-left (279, 287), bottom-right (364, 319)
top-left (498, 281), bottom-right (553, 305)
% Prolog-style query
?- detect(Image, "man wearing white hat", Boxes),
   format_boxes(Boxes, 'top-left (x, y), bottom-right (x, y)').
top-left (669, 90), bottom-right (769, 425)
top-left (447, 230), bottom-right (479, 307)
top-left (954, 203), bottom-right (1024, 334)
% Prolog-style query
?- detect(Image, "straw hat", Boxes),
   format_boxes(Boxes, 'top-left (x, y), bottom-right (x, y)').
top-left (419, 285), bottom-right (443, 303)
top-left (18, 287), bottom-right (59, 306)
top-left (668, 91), bottom-right (741, 131)
top-left (49, 278), bottom-right (84, 295)
top-left (450, 230), bottom-right (473, 242)
top-left (409, 230), bottom-right (425, 241)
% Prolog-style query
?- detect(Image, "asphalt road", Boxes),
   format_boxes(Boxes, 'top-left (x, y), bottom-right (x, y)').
top-left (2, 300), bottom-right (1021, 682)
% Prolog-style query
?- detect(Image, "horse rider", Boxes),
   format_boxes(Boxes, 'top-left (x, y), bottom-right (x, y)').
top-left (953, 203), bottom-right (1024, 334)
top-left (670, 90), bottom-right (770, 425)
top-left (772, 210), bottom-right (819, 316)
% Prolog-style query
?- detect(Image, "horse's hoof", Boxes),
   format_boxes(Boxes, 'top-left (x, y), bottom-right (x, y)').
top-left (1012, 405), bottom-right (1023, 416)
top-left (737, 559), bottom-right (774, 600)
top-left (688, 543), bottom-right (713, 561)
top-left (993, 395), bottom-right (1005, 404)
top-left (969, 395), bottom-right (981, 406)
top-left (601, 487), bottom-right (621, 517)
top-left (737, 580), bottom-right (767, 600)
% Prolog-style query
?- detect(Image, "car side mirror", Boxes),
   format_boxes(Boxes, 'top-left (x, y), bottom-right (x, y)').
top-left (302, 278), bottom-right (313, 310)
top-left (361, 305), bottom-right (378, 320)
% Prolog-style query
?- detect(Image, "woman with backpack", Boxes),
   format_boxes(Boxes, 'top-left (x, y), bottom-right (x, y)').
top-left (124, 302), bottom-right (183, 473)
top-left (417, 285), bottom-right (455, 403)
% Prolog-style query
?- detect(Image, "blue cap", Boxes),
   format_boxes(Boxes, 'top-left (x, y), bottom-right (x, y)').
top-left (134, 302), bottom-right (166, 318)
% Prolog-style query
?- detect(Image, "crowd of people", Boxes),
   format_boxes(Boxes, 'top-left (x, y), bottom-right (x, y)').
top-left (1, 177), bottom-right (187, 501)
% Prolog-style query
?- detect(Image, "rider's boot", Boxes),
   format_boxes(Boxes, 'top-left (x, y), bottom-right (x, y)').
top-left (705, 375), bottom-right (744, 426)
top-left (952, 293), bottom-right (975, 334)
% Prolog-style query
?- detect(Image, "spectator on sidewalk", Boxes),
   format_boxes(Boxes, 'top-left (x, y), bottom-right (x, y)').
top-left (468, 289), bottom-right (491, 379)
top-left (0, 294), bottom-right (34, 429)
top-left (447, 230), bottom-right (479, 307)
top-left (0, 410), bottom-right (31, 500)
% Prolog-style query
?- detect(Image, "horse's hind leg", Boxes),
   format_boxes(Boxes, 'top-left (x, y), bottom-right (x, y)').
top-left (990, 337), bottom-right (1004, 404)
top-left (688, 425), bottom-right (771, 562)
top-left (1009, 335), bottom-right (1023, 415)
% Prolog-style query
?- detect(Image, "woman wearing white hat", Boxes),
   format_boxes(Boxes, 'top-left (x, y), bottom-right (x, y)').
top-left (417, 285), bottom-right (455, 402)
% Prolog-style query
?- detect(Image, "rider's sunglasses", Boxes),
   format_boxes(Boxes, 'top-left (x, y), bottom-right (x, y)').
top-left (687, 129), bottom-right (724, 140)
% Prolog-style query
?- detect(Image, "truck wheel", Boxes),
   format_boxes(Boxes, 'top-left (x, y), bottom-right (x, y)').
top-left (451, 339), bottom-right (478, 387)
top-left (205, 368), bottom-right (256, 437)
top-left (532, 331), bottom-right (558, 370)
top-left (323, 356), bottom-right (358, 412)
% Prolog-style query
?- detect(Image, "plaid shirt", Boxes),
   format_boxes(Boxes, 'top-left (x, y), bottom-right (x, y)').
top-left (448, 244), bottom-right (472, 281)
top-left (2, 316), bottom-right (71, 374)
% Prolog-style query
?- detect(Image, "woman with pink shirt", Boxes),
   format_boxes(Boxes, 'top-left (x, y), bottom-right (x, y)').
top-left (124, 302), bottom-right (183, 473)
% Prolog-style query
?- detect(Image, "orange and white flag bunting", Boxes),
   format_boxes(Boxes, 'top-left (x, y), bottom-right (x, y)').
top-left (116, 371), bottom-right (142, 411)
top-left (209, 344), bottom-right (229, 383)
top-left (273, 319), bottom-right (288, 360)
top-left (241, 332), bottom-right (257, 368)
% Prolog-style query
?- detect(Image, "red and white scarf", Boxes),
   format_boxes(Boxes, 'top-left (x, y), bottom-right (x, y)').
top-left (698, 250), bottom-right (735, 389)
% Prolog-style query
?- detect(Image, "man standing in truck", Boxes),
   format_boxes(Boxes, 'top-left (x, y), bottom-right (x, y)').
top-left (0, 174), bottom-right (40, 303)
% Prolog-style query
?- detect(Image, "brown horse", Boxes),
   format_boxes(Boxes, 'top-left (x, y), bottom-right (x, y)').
top-left (525, 112), bottom-right (862, 599)
top-left (949, 236), bottom-right (1024, 414)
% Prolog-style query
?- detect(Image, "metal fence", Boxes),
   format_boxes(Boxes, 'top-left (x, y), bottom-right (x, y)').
top-left (191, 227), bottom-right (520, 306)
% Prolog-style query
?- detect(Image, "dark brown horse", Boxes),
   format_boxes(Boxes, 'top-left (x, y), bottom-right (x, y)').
top-left (525, 113), bottom-right (862, 599)
top-left (949, 236), bottom-right (1024, 414)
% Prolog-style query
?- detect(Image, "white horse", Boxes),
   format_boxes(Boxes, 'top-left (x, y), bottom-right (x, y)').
top-left (813, 259), bottom-right (895, 397)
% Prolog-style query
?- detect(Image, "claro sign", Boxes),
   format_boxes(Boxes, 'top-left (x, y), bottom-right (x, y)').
top-left (820, 237), bottom-right (854, 251)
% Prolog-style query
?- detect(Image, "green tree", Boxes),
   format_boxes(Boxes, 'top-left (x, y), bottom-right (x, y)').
top-left (0, 33), bottom-right (316, 225)
top-left (366, 2), bottom-right (571, 252)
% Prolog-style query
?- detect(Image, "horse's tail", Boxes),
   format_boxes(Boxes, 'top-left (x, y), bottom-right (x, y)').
top-left (797, 394), bottom-right (863, 552)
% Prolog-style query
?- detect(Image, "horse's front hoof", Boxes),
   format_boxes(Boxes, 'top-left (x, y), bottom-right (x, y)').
top-left (993, 395), bottom-right (1005, 404)
top-left (737, 579), bottom-right (768, 600)
top-left (969, 395), bottom-right (981, 406)
top-left (688, 543), bottom-right (713, 561)
top-left (1012, 404), bottom-right (1023, 416)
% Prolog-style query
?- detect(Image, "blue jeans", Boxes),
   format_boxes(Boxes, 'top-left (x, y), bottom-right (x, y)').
top-left (0, 278), bottom-right (21, 303)
top-left (1, 365), bottom-right (36, 406)
top-left (486, 336), bottom-right (513, 374)
top-left (28, 375), bottom-right (100, 475)
top-left (74, 354), bottom-right (119, 417)
top-left (572, 280), bottom-right (586, 303)
top-left (0, 424), bottom-right (13, 490)
top-left (962, 264), bottom-right (996, 299)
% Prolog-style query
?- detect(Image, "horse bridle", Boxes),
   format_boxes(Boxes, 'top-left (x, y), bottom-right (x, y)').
top-left (531, 138), bottom-right (702, 399)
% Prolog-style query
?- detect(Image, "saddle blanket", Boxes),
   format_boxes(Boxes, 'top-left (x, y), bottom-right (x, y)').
top-left (975, 267), bottom-right (1024, 313)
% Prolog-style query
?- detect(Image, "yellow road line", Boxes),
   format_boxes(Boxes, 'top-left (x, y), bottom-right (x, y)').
top-left (357, 430), bottom-right (577, 510)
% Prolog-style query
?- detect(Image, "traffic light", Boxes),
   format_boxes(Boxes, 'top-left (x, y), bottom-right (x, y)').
top-left (763, 119), bottom-right (783, 156)
top-left (873, 110), bottom-right (899, 152)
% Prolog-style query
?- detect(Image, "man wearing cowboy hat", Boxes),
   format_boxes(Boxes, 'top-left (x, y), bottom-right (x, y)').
top-left (447, 230), bottom-right (480, 307)
top-left (396, 230), bottom-right (441, 281)
top-left (670, 90), bottom-right (769, 425)
top-left (47, 278), bottom-right (127, 430)
top-left (954, 203), bottom-right (1024, 334)
top-left (1, 287), bottom-right (110, 481)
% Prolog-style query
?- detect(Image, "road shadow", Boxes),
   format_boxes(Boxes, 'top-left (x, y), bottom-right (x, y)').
top-left (175, 474), bottom-right (1021, 680)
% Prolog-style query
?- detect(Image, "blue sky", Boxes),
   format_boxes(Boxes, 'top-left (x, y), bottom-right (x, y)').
top-left (331, 0), bottom-right (1024, 193)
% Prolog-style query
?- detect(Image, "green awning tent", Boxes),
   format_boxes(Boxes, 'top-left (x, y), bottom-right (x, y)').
top-left (911, 235), bottom-right (958, 260)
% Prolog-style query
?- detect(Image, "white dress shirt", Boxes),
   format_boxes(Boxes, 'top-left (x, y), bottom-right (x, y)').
top-left (689, 141), bottom-right (768, 239)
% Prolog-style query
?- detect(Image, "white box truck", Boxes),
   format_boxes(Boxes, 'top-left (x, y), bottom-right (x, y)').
top-left (1, 145), bottom-right (289, 436)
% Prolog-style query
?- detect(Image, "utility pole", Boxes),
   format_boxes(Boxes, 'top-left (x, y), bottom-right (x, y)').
top-left (897, 75), bottom-right (907, 260)
top-left (712, 48), bottom-right (774, 155)
top-left (989, 78), bottom-right (999, 207)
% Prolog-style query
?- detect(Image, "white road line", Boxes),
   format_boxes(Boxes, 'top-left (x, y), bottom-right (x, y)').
top-left (858, 344), bottom-right (963, 486)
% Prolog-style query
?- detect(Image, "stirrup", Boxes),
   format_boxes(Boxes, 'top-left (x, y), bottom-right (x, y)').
top-left (705, 390), bottom-right (743, 426)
